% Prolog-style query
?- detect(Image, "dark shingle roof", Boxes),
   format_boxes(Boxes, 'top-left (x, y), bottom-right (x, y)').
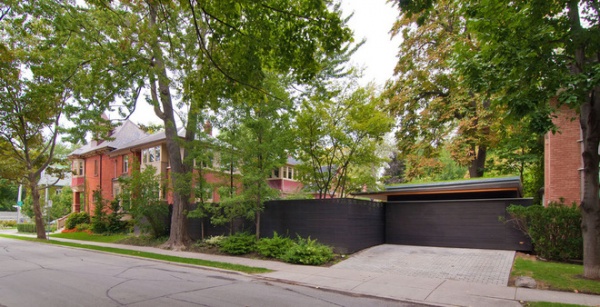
top-left (69, 120), bottom-right (148, 157)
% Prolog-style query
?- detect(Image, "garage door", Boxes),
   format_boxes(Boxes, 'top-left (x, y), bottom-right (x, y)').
top-left (385, 198), bottom-right (532, 251)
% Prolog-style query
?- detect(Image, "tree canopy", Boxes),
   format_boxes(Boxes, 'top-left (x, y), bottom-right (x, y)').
top-left (393, 0), bottom-right (600, 279)
top-left (39, 0), bottom-right (355, 249)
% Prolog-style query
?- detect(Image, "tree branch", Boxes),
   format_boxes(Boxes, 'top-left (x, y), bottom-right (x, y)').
top-left (187, 0), bottom-right (285, 102)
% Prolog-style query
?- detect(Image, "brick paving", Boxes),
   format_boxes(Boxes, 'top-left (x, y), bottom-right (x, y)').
top-left (331, 244), bottom-right (515, 286)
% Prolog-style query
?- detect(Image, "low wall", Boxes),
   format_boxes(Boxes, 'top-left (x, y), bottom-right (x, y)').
top-left (260, 198), bottom-right (385, 254)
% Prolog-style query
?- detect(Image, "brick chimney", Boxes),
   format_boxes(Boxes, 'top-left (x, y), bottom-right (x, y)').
top-left (204, 121), bottom-right (212, 136)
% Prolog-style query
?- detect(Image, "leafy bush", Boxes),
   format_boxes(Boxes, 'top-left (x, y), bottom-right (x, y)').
top-left (91, 191), bottom-right (127, 234)
top-left (17, 223), bottom-right (36, 233)
top-left (205, 235), bottom-right (225, 247)
top-left (118, 165), bottom-right (170, 238)
top-left (507, 202), bottom-right (582, 261)
top-left (0, 220), bottom-right (16, 228)
top-left (16, 223), bottom-right (54, 233)
top-left (256, 232), bottom-right (294, 258)
top-left (75, 223), bottom-right (91, 231)
top-left (281, 236), bottom-right (333, 265)
top-left (219, 232), bottom-right (256, 255)
top-left (65, 212), bottom-right (90, 230)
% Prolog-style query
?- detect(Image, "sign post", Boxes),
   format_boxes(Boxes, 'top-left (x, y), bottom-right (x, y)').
top-left (16, 184), bottom-right (22, 224)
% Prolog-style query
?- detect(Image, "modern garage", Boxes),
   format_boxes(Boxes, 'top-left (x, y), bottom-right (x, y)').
top-left (358, 176), bottom-right (532, 251)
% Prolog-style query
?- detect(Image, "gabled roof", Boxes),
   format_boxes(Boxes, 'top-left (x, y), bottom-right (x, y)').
top-left (69, 120), bottom-right (148, 157)
top-left (109, 127), bottom-right (187, 156)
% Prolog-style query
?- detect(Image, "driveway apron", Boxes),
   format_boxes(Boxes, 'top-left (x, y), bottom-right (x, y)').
top-left (331, 244), bottom-right (515, 286)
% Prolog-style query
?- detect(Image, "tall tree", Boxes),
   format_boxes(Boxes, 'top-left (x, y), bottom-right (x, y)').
top-left (382, 152), bottom-right (406, 185)
top-left (64, 1), bottom-right (352, 249)
top-left (0, 2), bottom-right (77, 239)
top-left (385, 0), bottom-right (495, 178)
top-left (296, 81), bottom-right (393, 198)
top-left (396, 0), bottom-right (600, 278)
top-left (216, 72), bottom-right (294, 239)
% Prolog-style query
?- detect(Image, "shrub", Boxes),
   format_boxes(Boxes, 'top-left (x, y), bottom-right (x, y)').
top-left (75, 223), bottom-right (91, 232)
top-left (219, 232), bottom-right (256, 255)
top-left (17, 223), bottom-right (36, 233)
top-left (507, 202), bottom-right (582, 261)
top-left (0, 220), bottom-right (16, 228)
top-left (65, 212), bottom-right (90, 230)
top-left (256, 232), bottom-right (294, 258)
top-left (282, 236), bottom-right (333, 265)
top-left (90, 192), bottom-right (127, 234)
top-left (204, 235), bottom-right (225, 247)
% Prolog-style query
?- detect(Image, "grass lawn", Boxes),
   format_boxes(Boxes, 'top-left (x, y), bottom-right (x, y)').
top-left (512, 254), bottom-right (600, 295)
top-left (0, 234), bottom-right (271, 274)
top-left (50, 232), bottom-right (130, 243)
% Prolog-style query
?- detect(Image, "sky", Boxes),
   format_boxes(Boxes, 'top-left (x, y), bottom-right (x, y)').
top-left (119, 1), bottom-right (401, 125)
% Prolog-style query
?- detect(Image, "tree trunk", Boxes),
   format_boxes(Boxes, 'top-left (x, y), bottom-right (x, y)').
top-left (567, 1), bottom-right (600, 279)
top-left (468, 146), bottom-right (487, 178)
top-left (580, 86), bottom-right (600, 279)
top-left (148, 4), bottom-right (191, 250)
top-left (30, 179), bottom-right (46, 240)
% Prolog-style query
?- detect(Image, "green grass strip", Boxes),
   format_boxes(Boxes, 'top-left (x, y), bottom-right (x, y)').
top-left (50, 232), bottom-right (129, 243)
top-left (512, 257), bottom-right (600, 295)
top-left (0, 234), bottom-right (271, 274)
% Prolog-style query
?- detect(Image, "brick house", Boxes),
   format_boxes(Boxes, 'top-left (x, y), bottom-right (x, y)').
top-left (267, 157), bottom-right (302, 196)
top-left (544, 104), bottom-right (584, 206)
top-left (68, 120), bottom-right (302, 215)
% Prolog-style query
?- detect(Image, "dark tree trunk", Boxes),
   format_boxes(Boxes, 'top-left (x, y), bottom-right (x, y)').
top-left (580, 86), bottom-right (600, 279)
top-left (567, 1), bottom-right (600, 279)
top-left (468, 146), bottom-right (487, 178)
top-left (148, 4), bottom-right (191, 250)
top-left (30, 179), bottom-right (46, 240)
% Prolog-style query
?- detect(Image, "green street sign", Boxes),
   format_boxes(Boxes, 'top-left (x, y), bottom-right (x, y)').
top-left (17, 201), bottom-right (23, 207)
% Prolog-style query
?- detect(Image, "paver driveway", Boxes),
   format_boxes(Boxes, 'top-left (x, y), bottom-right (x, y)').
top-left (331, 244), bottom-right (515, 286)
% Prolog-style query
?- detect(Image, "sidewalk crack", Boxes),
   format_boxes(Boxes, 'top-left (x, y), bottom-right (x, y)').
top-left (424, 279), bottom-right (446, 301)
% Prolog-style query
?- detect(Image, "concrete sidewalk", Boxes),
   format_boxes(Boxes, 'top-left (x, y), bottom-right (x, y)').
top-left (4, 231), bottom-right (600, 307)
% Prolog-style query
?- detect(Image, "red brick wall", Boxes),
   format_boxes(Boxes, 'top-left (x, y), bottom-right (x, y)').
top-left (83, 152), bottom-right (118, 215)
top-left (544, 104), bottom-right (582, 206)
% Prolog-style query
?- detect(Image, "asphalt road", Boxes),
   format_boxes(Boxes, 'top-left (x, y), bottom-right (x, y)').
top-left (0, 238), bottom-right (415, 307)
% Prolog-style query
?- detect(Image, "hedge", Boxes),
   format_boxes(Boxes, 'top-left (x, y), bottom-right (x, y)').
top-left (507, 203), bottom-right (582, 261)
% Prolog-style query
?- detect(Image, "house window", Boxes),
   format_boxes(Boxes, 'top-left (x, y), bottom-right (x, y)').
top-left (123, 155), bottom-right (129, 174)
top-left (144, 146), bottom-right (161, 163)
top-left (55, 188), bottom-right (62, 195)
top-left (272, 168), bottom-right (280, 178)
top-left (197, 186), bottom-right (213, 202)
top-left (154, 146), bottom-right (160, 162)
top-left (200, 153), bottom-right (213, 168)
top-left (282, 167), bottom-right (287, 179)
top-left (73, 160), bottom-right (84, 176)
top-left (94, 160), bottom-right (98, 176)
top-left (287, 167), bottom-right (293, 179)
top-left (149, 147), bottom-right (155, 162)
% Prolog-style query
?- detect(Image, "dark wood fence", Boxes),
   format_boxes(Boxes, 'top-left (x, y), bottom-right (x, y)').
top-left (260, 199), bottom-right (385, 254)
top-left (184, 198), bottom-right (533, 253)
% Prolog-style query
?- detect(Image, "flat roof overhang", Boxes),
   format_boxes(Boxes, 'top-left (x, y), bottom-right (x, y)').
top-left (353, 176), bottom-right (523, 201)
